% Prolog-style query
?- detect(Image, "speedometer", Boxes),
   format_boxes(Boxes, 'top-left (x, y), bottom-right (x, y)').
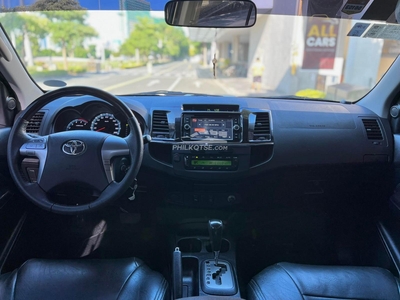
top-left (66, 119), bottom-right (90, 131)
top-left (90, 113), bottom-right (121, 135)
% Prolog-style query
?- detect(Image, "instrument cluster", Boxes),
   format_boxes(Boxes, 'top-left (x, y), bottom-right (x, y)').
top-left (53, 101), bottom-right (144, 137)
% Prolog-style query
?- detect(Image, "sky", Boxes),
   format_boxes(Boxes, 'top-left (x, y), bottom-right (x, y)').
top-left (6, 0), bottom-right (167, 11)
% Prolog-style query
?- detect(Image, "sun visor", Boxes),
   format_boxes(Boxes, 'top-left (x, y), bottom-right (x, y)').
top-left (252, 0), bottom-right (273, 14)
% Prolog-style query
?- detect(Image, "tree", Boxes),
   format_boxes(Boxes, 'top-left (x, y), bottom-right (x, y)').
top-left (120, 17), bottom-right (190, 61)
top-left (43, 11), bottom-right (97, 69)
top-left (87, 44), bottom-right (96, 58)
top-left (1, 0), bottom-right (84, 12)
top-left (120, 17), bottom-right (160, 59)
top-left (159, 24), bottom-right (189, 59)
top-left (29, 0), bottom-right (84, 11)
top-left (0, 13), bottom-right (49, 66)
top-left (1, 0), bottom-right (87, 68)
top-left (189, 41), bottom-right (202, 57)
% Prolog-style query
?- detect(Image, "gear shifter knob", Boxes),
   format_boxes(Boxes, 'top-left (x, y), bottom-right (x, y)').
top-left (208, 219), bottom-right (223, 265)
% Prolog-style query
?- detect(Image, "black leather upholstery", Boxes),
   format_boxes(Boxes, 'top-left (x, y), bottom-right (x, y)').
top-left (248, 262), bottom-right (400, 300)
top-left (0, 257), bottom-right (168, 300)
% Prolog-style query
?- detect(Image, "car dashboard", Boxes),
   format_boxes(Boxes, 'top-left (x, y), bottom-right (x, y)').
top-left (29, 94), bottom-right (393, 207)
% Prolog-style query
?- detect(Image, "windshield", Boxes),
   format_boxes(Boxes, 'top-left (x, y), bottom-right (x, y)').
top-left (0, 1), bottom-right (399, 102)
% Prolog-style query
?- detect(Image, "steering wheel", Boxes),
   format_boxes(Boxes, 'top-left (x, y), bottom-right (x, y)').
top-left (7, 86), bottom-right (143, 214)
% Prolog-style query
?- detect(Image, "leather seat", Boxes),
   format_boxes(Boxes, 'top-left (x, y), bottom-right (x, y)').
top-left (248, 262), bottom-right (400, 300)
top-left (0, 257), bottom-right (168, 300)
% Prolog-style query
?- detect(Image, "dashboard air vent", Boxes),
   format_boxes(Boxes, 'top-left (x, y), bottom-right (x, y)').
top-left (26, 111), bottom-right (45, 134)
top-left (362, 119), bottom-right (383, 140)
top-left (253, 112), bottom-right (271, 141)
top-left (152, 110), bottom-right (170, 138)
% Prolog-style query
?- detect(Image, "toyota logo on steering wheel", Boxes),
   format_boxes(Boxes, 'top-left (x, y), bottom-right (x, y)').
top-left (62, 140), bottom-right (86, 156)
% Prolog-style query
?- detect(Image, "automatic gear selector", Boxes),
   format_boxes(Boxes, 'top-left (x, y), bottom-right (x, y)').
top-left (208, 219), bottom-right (223, 265)
top-left (203, 219), bottom-right (236, 295)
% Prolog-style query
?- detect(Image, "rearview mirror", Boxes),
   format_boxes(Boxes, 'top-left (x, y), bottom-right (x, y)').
top-left (164, 0), bottom-right (257, 28)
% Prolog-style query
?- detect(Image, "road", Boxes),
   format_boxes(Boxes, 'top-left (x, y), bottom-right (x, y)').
top-left (36, 61), bottom-right (238, 96)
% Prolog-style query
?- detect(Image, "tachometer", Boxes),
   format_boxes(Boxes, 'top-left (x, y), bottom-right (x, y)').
top-left (66, 119), bottom-right (90, 131)
top-left (90, 113), bottom-right (121, 135)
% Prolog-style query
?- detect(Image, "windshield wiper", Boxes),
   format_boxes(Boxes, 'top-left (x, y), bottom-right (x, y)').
top-left (261, 95), bottom-right (351, 104)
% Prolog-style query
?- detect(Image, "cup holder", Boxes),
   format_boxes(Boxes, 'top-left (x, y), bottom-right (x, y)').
top-left (178, 238), bottom-right (202, 253)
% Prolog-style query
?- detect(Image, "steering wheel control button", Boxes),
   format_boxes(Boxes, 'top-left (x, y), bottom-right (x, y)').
top-left (25, 138), bottom-right (47, 150)
top-left (27, 168), bottom-right (38, 182)
top-left (26, 143), bottom-right (46, 149)
top-left (21, 158), bottom-right (40, 183)
top-left (62, 140), bottom-right (86, 156)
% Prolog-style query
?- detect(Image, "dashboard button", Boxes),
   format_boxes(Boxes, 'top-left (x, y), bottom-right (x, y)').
top-left (173, 153), bottom-right (181, 162)
top-left (227, 195), bottom-right (236, 203)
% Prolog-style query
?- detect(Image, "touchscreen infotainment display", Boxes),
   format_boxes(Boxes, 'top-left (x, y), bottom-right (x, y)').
top-left (190, 118), bottom-right (233, 140)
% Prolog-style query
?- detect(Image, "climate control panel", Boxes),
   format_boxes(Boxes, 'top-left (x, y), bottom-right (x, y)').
top-left (184, 155), bottom-right (239, 171)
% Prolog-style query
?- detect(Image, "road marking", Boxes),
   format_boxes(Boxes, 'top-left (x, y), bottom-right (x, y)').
top-left (98, 74), bottom-right (114, 81)
top-left (213, 79), bottom-right (241, 96)
top-left (168, 77), bottom-right (182, 91)
top-left (194, 81), bottom-right (202, 88)
top-left (104, 62), bottom-right (185, 92)
top-left (147, 79), bottom-right (160, 87)
top-left (104, 75), bottom-right (150, 92)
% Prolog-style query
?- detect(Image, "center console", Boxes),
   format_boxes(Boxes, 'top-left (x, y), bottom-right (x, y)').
top-left (148, 104), bottom-right (274, 208)
top-left (172, 219), bottom-right (241, 298)
top-left (168, 106), bottom-right (271, 178)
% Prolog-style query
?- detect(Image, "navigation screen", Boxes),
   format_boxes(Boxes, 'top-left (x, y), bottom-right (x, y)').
top-left (190, 118), bottom-right (233, 140)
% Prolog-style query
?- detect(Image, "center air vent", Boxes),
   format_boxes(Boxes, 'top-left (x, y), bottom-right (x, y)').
top-left (250, 112), bottom-right (271, 142)
top-left (26, 111), bottom-right (45, 134)
top-left (362, 118), bottom-right (383, 140)
top-left (152, 110), bottom-right (170, 139)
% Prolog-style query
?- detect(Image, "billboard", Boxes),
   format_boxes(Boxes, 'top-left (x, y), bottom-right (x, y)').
top-left (302, 18), bottom-right (339, 69)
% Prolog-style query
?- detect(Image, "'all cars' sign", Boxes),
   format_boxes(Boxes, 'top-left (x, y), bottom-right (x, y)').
top-left (302, 18), bottom-right (339, 69)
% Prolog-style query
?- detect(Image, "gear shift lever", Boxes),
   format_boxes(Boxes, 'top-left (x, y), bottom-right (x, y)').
top-left (208, 219), bottom-right (223, 265)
